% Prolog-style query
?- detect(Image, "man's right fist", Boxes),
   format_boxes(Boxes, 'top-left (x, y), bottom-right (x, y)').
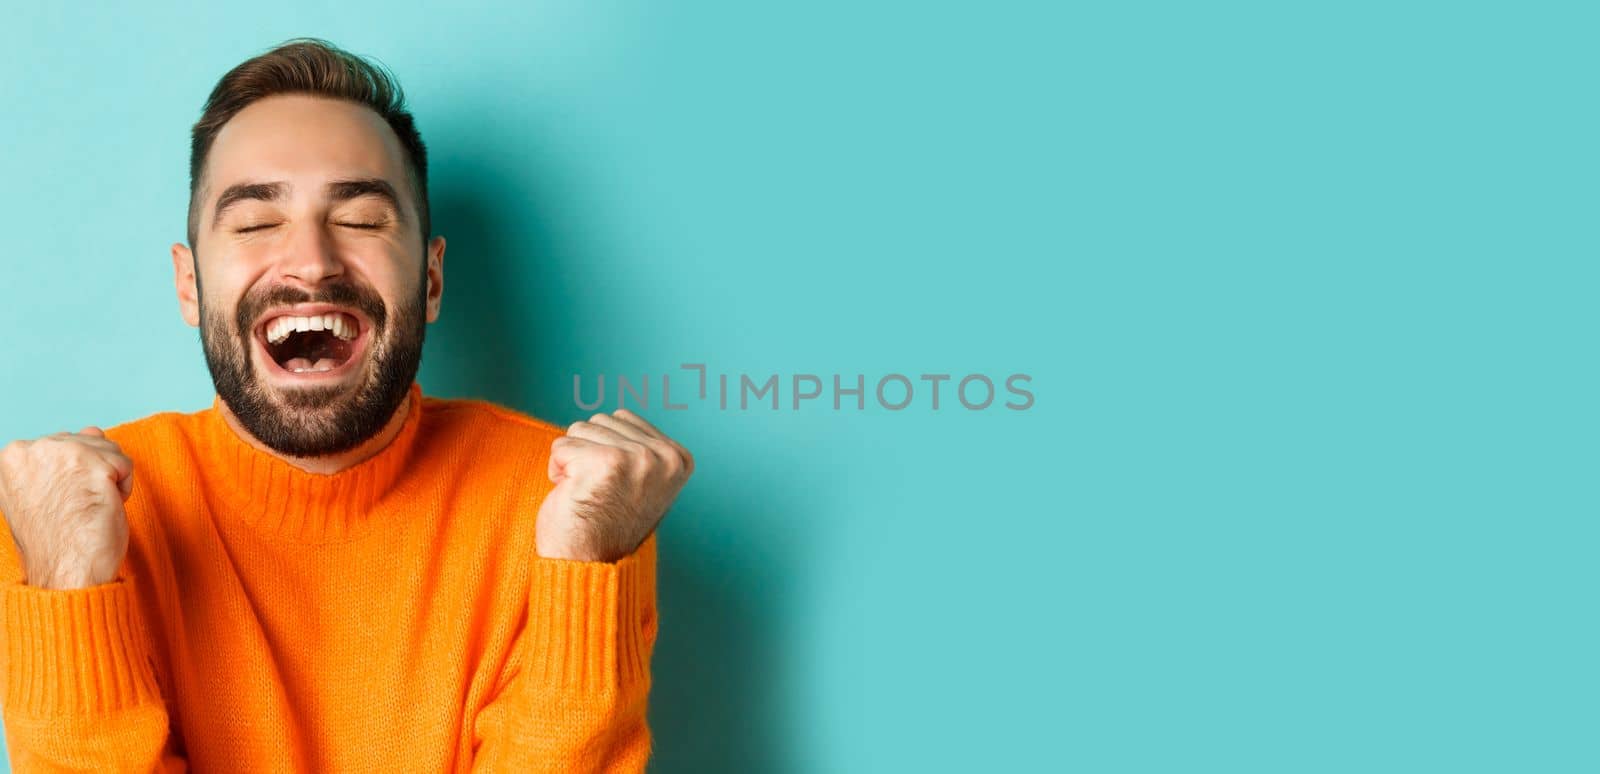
top-left (0, 427), bottom-right (133, 590)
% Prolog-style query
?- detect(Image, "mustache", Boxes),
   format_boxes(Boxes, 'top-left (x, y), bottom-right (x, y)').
top-left (232, 281), bottom-right (389, 338)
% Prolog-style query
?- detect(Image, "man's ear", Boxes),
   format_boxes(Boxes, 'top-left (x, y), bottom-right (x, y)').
top-left (425, 235), bottom-right (446, 323)
top-left (172, 243), bottom-right (200, 327)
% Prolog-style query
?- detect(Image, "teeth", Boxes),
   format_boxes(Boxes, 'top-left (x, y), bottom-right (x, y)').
top-left (287, 357), bottom-right (340, 373)
top-left (265, 313), bottom-right (358, 344)
top-left (268, 317), bottom-right (293, 344)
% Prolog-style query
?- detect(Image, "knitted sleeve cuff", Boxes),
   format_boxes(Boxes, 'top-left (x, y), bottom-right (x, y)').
top-left (526, 532), bottom-right (658, 692)
top-left (0, 579), bottom-right (162, 716)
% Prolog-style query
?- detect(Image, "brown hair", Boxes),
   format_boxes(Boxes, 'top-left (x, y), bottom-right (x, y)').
top-left (187, 38), bottom-right (430, 248)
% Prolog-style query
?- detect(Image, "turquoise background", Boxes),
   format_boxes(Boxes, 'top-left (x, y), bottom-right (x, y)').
top-left (0, 1), bottom-right (1593, 771)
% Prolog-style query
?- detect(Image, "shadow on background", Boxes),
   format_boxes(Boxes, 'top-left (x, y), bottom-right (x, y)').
top-left (421, 137), bottom-right (793, 773)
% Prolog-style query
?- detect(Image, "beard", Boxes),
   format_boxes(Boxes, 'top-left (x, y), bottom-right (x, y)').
top-left (198, 275), bottom-right (426, 458)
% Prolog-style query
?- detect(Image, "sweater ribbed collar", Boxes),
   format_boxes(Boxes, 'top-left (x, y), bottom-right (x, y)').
top-left (201, 382), bottom-right (425, 543)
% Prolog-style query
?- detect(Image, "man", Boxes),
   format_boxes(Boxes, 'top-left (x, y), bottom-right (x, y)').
top-left (0, 39), bottom-right (691, 772)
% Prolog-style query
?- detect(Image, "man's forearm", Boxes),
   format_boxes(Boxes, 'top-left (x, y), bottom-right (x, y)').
top-left (0, 579), bottom-right (185, 773)
top-left (471, 533), bottom-right (659, 772)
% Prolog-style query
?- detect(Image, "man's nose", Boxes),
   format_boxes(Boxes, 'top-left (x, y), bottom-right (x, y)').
top-left (275, 221), bottom-right (345, 286)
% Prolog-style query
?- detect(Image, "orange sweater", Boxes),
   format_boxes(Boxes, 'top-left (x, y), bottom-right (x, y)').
top-left (0, 382), bottom-right (657, 772)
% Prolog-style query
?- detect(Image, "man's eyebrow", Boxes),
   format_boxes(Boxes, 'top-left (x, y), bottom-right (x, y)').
top-left (212, 181), bottom-right (288, 223)
top-left (327, 178), bottom-right (407, 221)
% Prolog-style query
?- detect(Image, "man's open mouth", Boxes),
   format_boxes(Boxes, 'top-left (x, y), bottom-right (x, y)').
top-left (254, 307), bottom-right (370, 377)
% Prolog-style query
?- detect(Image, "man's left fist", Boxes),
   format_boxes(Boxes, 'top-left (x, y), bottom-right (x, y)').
top-left (536, 409), bottom-right (695, 562)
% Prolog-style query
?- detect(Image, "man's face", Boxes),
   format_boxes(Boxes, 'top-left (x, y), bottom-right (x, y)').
top-left (173, 94), bottom-right (445, 458)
